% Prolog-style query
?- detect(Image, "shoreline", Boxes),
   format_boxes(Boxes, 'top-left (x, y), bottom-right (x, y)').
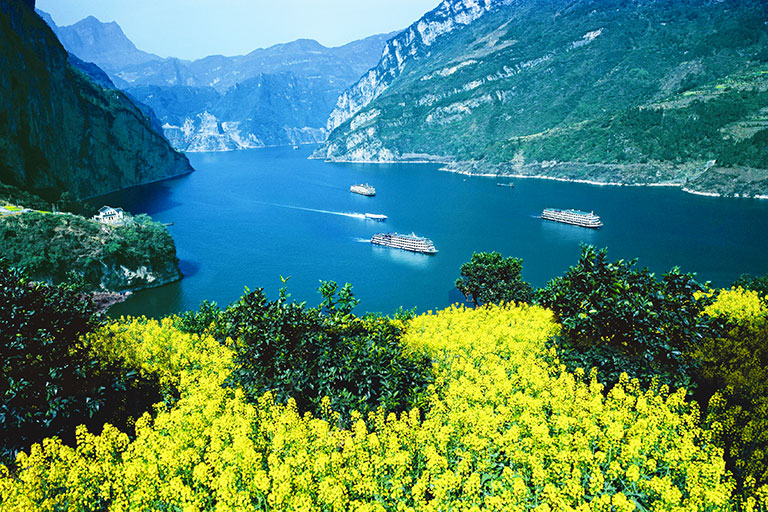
top-left (326, 158), bottom-right (443, 165)
top-left (184, 140), bottom-right (323, 154)
top-left (90, 291), bottom-right (131, 314)
top-left (681, 187), bottom-right (768, 200)
top-left (86, 169), bottom-right (194, 201)
top-left (438, 165), bottom-right (682, 188)
top-left (438, 166), bottom-right (768, 199)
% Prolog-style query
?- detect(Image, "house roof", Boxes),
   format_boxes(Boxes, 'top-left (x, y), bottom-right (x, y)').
top-left (98, 206), bottom-right (124, 214)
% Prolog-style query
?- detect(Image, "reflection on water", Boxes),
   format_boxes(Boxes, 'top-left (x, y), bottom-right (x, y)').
top-left (538, 218), bottom-right (600, 243)
top-left (370, 244), bottom-right (434, 269)
top-left (113, 282), bottom-right (185, 318)
top-left (98, 179), bottom-right (183, 216)
top-left (178, 260), bottom-right (201, 279)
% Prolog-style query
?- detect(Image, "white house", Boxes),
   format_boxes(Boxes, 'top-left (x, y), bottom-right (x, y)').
top-left (93, 206), bottom-right (125, 225)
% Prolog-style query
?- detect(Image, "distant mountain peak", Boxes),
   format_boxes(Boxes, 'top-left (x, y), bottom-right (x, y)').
top-left (53, 14), bottom-right (159, 72)
top-left (34, 8), bottom-right (55, 29)
top-left (43, 9), bottom-right (401, 154)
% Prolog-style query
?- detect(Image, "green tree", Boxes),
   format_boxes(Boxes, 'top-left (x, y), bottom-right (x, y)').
top-left (537, 245), bottom-right (711, 389)
top-left (455, 251), bottom-right (534, 307)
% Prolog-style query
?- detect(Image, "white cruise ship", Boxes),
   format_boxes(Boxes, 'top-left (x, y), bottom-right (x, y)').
top-left (371, 232), bottom-right (437, 254)
top-left (350, 183), bottom-right (375, 196)
top-left (541, 208), bottom-right (603, 228)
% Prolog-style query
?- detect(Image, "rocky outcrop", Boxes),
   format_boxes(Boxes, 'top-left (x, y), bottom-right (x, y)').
top-left (326, 0), bottom-right (508, 132)
top-left (0, 0), bottom-right (193, 200)
top-left (98, 260), bottom-right (181, 292)
top-left (163, 111), bottom-right (261, 152)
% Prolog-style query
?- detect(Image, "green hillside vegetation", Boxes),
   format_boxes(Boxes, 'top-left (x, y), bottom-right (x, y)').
top-left (492, 68), bottom-right (768, 196)
top-left (0, 182), bottom-right (50, 211)
top-left (0, 210), bottom-right (181, 292)
top-left (2, 250), bottom-right (768, 508)
top-left (0, 264), bottom-right (161, 462)
top-left (323, 0), bottom-right (768, 196)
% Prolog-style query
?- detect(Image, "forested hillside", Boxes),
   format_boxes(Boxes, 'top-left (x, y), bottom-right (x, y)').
top-left (319, 0), bottom-right (768, 196)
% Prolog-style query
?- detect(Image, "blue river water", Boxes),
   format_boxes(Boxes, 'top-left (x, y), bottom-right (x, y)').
top-left (103, 145), bottom-right (768, 317)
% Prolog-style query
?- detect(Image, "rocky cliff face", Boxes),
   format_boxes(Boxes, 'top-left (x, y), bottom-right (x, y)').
top-left (0, 0), bottom-right (193, 200)
top-left (98, 259), bottom-right (181, 293)
top-left (326, 0), bottom-right (508, 132)
top-left (317, 0), bottom-right (768, 196)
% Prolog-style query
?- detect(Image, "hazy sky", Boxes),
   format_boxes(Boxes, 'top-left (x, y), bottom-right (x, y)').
top-left (36, 0), bottom-right (440, 60)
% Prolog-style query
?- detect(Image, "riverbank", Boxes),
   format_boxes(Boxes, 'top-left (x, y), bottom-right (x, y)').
top-left (91, 291), bottom-right (130, 313)
top-left (437, 160), bottom-right (768, 200)
top-left (439, 165), bottom-right (682, 189)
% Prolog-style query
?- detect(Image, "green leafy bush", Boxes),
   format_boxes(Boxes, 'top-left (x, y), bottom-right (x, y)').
top-left (0, 182), bottom-right (49, 210)
top-left (179, 282), bottom-right (433, 423)
top-left (0, 264), bottom-right (159, 463)
top-left (536, 245), bottom-right (711, 389)
top-left (455, 251), bottom-right (534, 306)
top-left (733, 272), bottom-right (768, 299)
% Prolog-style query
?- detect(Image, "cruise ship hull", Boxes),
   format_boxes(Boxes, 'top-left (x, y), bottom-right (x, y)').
top-left (371, 232), bottom-right (437, 254)
top-left (541, 208), bottom-right (603, 228)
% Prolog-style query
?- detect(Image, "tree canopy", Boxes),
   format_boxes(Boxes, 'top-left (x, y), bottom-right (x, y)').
top-left (455, 251), bottom-right (534, 307)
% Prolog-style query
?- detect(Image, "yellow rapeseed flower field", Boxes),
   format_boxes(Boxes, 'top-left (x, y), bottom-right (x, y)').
top-left (0, 305), bottom-right (736, 510)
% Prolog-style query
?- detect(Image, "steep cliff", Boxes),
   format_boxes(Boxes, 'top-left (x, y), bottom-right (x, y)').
top-left (0, 0), bottom-right (193, 200)
top-left (326, 0), bottom-right (504, 132)
top-left (318, 0), bottom-right (768, 197)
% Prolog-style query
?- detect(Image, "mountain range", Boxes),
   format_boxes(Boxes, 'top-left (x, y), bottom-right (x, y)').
top-left (39, 11), bottom-right (394, 152)
top-left (0, 0), bottom-right (192, 200)
top-left (318, 0), bottom-right (768, 197)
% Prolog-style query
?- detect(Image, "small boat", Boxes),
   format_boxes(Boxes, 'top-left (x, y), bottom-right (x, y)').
top-left (364, 213), bottom-right (387, 221)
top-left (496, 182), bottom-right (515, 188)
top-left (292, 145), bottom-right (299, 150)
top-left (350, 183), bottom-right (376, 196)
